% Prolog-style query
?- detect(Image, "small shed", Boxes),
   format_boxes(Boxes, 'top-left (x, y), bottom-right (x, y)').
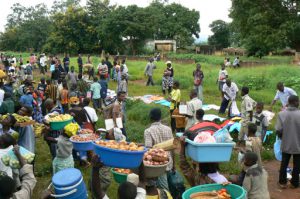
top-left (145, 40), bottom-right (177, 52)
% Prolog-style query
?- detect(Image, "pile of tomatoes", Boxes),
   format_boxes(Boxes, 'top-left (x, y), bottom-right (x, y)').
top-left (217, 189), bottom-right (231, 199)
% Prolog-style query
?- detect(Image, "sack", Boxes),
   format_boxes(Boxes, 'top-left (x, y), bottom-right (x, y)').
top-left (274, 136), bottom-right (282, 161)
top-left (230, 101), bottom-right (240, 116)
top-left (167, 171), bottom-right (185, 199)
top-left (213, 127), bottom-right (233, 143)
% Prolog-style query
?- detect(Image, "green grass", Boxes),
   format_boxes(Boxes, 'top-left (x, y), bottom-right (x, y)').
top-left (2, 52), bottom-right (293, 198)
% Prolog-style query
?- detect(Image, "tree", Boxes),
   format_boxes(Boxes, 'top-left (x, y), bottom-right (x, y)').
top-left (43, 5), bottom-right (96, 54)
top-left (0, 3), bottom-right (51, 52)
top-left (230, 0), bottom-right (300, 57)
top-left (208, 20), bottom-right (230, 49)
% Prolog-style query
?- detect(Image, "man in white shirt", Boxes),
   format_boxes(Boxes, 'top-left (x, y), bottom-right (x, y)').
top-left (39, 54), bottom-right (47, 74)
top-left (270, 82), bottom-right (297, 111)
top-left (185, 90), bottom-right (202, 130)
top-left (219, 79), bottom-right (239, 115)
top-left (83, 98), bottom-right (98, 123)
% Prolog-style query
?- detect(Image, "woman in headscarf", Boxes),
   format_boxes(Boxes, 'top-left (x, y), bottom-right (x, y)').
top-left (162, 61), bottom-right (174, 95)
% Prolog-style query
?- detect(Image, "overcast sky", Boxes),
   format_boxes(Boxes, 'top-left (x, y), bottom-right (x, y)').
top-left (0, 0), bottom-right (232, 40)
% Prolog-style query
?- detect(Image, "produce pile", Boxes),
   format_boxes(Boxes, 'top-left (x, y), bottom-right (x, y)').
top-left (12, 113), bottom-right (32, 123)
top-left (95, 140), bottom-right (145, 151)
top-left (1, 147), bottom-right (35, 169)
top-left (33, 123), bottom-right (45, 137)
top-left (143, 148), bottom-right (169, 166)
top-left (64, 123), bottom-right (80, 137)
top-left (71, 134), bottom-right (99, 142)
top-left (114, 168), bottom-right (132, 174)
top-left (190, 189), bottom-right (231, 199)
top-left (79, 129), bottom-right (94, 134)
top-left (47, 114), bottom-right (72, 122)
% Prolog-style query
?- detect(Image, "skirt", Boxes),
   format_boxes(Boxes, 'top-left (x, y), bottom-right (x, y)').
top-left (162, 76), bottom-right (173, 90)
top-left (53, 155), bottom-right (74, 174)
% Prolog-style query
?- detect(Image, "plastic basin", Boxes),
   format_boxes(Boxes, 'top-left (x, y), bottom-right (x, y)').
top-left (111, 169), bottom-right (128, 184)
top-left (182, 183), bottom-right (246, 199)
top-left (185, 138), bottom-right (235, 162)
top-left (144, 162), bottom-right (168, 178)
top-left (92, 142), bottom-right (148, 168)
top-left (50, 117), bottom-right (73, 131)
top-left (70, 138), bottom-right (94, 152)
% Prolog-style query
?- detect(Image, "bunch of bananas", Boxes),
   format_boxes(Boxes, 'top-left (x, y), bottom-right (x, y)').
top-left (64, 123), bottom-right (80, 137)
top-left (48, 114), bottom-right (72, 122)
top-left (33, 123), bottom-right (45, 137)
top-left (0, 114), bottom-right (8, 122)
top-left (12, 113), bottom-right (31, 123)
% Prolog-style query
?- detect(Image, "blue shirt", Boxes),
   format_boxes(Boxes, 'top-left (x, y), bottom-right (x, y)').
top-left (90, 82), bottom-right (101, 99)
top-left (20, 94), bottom-right (34, 108)
top-left (99, 79), bottom-right (108, 99)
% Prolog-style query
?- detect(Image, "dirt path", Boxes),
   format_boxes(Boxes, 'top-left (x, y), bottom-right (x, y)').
top-left (264, 160), bottom-right (300, 199)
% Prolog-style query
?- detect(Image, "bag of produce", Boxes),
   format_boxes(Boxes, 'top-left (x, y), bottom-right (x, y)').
top-left (213, 128), bottom-right (233, 143)
top-left (1, 146), bottom-right (35, 169)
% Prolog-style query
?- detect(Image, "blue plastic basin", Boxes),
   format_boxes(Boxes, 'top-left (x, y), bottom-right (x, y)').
top-left (92, 142), bottom-right (147, 168)
top-left (185, 138), bottom-right (235, 162)
top-left (70, 139), bottom-right (94, 151)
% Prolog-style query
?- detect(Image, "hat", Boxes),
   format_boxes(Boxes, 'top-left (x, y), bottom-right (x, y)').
top-left (127, 173), bottom-right (139, 186)
top-left (69, 97), bottom-right (80, 105)
top-left (165, 61), bottom-right (172, 65)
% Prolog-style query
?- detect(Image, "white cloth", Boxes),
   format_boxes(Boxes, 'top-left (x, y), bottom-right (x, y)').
top-left (0, 89), bottom-right (4, 106)
top-left (104, 187), bottom-right (146, 199)
top-left (84, 106), bottom-right (98, 123)
top-left (0, 146), bottom-right (13, 177)
top-left (207, 172), bottom-right (228, 184)
top-left (222, 82), bottom-right (239, 100)
top-left (274, 87), bottom-right (297, 107)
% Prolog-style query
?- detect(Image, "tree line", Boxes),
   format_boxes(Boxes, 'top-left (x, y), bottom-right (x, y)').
top-left (208, 0), bottom-right (300, 57)
top-left (0, 0), bottom-right (200, 55)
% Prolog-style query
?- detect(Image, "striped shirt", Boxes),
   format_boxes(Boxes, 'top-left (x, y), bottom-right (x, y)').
top-left (144, 122), bottom-right (174, 170)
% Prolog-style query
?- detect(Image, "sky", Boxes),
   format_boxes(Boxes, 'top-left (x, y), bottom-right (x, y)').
top-left (0, 0), bottom-right (232, 41)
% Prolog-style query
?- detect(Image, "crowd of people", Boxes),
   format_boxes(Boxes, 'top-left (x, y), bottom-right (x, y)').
top-left (0, 52), bottom-right (299, 199)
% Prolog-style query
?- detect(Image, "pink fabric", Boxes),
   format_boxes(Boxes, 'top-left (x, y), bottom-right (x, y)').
top-left (193, 131), bottom-right (216, 143)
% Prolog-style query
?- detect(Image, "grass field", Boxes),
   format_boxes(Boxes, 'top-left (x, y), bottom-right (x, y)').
top-left (3, 52), bottom-right (298, 198)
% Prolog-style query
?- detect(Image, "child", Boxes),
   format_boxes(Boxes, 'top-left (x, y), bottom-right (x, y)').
top-left (99, 75), bottom-right (108, 107)
top-left (118, 74), bottom-right (128, 94)
top-left (244, 123), bottom-right (262, 166)
top-left (52, 123), bottom-right (75, 174)
top-left (217, 64), bottom-right (228, 98)
top-left (253, 102), bottom-right (268, 141)
top-left (60, 82), bottom-right (69, 113)
top-left (242, 152), bottom-right (270, 199)
top-left (169, 81), bottom-right (181, 132)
